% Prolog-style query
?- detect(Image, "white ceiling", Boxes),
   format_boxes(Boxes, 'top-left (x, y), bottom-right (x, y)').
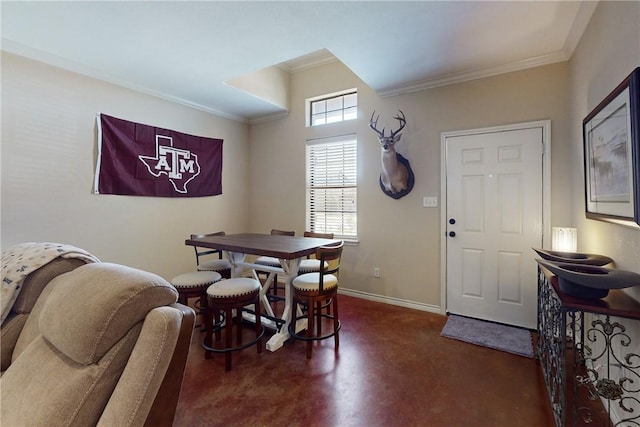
top-left (1, 1), bottom-right (596, 122)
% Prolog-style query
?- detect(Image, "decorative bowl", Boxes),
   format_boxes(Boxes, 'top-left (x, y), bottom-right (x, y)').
top-left (532, 248), bottom-right (613, 266)
top-left (536, 259), bottom-right (640, 299)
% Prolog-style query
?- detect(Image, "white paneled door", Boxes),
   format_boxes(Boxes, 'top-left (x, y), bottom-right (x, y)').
top-left (443, 123), bottom-right (546, 329)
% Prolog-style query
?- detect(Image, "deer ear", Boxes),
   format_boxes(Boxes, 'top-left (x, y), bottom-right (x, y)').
top-left (394, 134), bottom-right (402, 142)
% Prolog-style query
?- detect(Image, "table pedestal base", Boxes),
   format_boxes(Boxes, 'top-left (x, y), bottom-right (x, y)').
top-left (266, 319), bottom-right (308, 352)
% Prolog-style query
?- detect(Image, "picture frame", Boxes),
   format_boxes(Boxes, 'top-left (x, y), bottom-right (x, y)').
top-left (583, 67), bottom-right (640, 226)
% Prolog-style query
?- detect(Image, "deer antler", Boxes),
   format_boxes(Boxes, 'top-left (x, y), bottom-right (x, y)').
top-left (370, 110), bottom-right (406, 139)
top-left (389, 110), bottom-right (406, 138)
top-left (369, 111), bottom-right (387, 138)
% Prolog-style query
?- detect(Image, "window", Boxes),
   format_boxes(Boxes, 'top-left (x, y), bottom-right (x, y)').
top-left (308, 90), bottom-right (357, 126)
top-left (306, 135), bottom-right (357, 241)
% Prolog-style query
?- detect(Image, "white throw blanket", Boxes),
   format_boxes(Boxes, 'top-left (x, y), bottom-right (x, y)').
top-left (1, 242), bottom-right (100, 324)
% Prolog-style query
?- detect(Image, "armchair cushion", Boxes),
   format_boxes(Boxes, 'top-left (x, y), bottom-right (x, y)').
top-left (39, 262), bottom-right (178, 365)
top-left (1, 257), bottom-right (87, 371)
top-left (13, 257), bottom-right (87, 314)
top-left (11, 282), bottom-right (57, 364)
top-left (1, 262), bottom-right (183, 427)
top-left (2, 322), bottom-right (143, 426)
top-left (98, 306), bottom-right (184, 426)
top-left (0, 313), bottom-right (26, 366)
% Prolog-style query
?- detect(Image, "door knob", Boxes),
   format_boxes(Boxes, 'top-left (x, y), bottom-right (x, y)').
top-left (449, 218), bottom-right (456, 225)
top-left (448, 231), bottom-right (456, 237)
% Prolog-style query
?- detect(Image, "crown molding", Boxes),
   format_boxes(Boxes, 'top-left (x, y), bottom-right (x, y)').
top-left (280, 49), bottom-right (339, 74)
top-left (377, 1), bottom-right (598, 98)
top-left (378, 50), bottom-right (570, 98)
top-left (249, 110), bottom-right (290, 125)
top-left (1, 38), bottom-right (248, 123)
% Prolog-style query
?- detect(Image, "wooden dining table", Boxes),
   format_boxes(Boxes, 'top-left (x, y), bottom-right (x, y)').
top-left (184, 233), bottom-right (340, 351)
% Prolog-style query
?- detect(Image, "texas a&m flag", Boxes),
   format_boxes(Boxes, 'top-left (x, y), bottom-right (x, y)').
top-left (94, 114), bottom-right (223, 197)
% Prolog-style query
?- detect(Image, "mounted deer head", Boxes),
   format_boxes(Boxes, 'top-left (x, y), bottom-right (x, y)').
top-left (369, 110), bottom-right (406, 151)
top-left (369, 110), bottom-right (414, 199)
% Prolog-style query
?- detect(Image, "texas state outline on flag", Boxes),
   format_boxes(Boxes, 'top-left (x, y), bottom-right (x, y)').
top-left (138, 135), bottom-right (201, 194)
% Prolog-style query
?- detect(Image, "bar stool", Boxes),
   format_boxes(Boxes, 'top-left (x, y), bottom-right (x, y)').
top-left (298, 232), bottom-right (335, 316)
top-left (298, 231), bottom-right (334, 274)
top-left (191, 232), bottom-right (232, 279)
top-left (289, 241), bottom-right (343, 359)
top-left (170, 270), bottom-right (222, 328)
top-left (203, 278), bottom-right (265, 371)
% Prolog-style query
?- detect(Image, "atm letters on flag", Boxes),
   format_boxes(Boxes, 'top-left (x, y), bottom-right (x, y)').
top-left (94, 114), bottom-right (222, 197)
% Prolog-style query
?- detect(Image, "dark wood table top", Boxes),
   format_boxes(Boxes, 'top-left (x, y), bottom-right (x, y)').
top-left (185, 233), bottom-right (341, 260)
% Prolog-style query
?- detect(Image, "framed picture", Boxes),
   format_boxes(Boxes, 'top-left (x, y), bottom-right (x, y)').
top-left (583, 67), bottom-right (640, 226)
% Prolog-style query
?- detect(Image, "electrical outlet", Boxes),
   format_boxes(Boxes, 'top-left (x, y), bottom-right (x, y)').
top-left (373, 267), bottom-right (380, 278)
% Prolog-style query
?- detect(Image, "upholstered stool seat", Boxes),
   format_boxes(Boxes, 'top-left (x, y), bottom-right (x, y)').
top-left (254, 256), bottom-right (280, 268)
top-left (296, 260), bottom-right (332, 318)
top-left (293, 272), bottom-right (338, 291)
top-left (191, 232), bottom-right (231, 279)
top-left (297, 232), bottom-right (335, 317)
top-left (197, 258), bottom-right (232, 275)
top-left (171, 271), bottom-right (222, 290)
top-left (297, 259), bottom-right (329, 274)
top-left (203, 278), bottom-right (264, 371)
top-left (170, 271), bottom-right (222, 328)
top-left (298, 231), bottom-right (334, 275)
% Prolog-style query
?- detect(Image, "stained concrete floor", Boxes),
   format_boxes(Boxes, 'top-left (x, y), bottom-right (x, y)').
top-left (174, 294), bottom-right (553, 427)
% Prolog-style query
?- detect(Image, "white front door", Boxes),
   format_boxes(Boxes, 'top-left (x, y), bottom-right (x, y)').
top-left (442, 122), bottom-right (548, 329)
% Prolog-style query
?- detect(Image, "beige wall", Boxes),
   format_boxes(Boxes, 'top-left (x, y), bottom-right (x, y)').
top-left (566, 4), bottom-right (640, 414)
top-left (248, 1), bottom-right (638, 312)
top-left (569, 0), bottom-right (640, 297)
top-left (1, 52), bottom-right (251, 281)
top-left (250, 59), bottom-right (572, 310)
top-left (3, 0), bottom-right (637, 312)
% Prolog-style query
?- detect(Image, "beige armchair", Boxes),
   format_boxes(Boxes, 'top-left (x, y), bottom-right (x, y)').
top-left (1, 262), bottom-right (195, 426)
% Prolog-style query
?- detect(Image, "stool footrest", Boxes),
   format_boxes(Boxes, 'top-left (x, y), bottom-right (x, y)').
top-left (204, 281), bottom-right (263, 370)
top-left (243, 308), bottom-right (285, 330)
top-left (288, 314), bottom-right (341, 342)
top-left (201, 325), bottom-right (265, 353)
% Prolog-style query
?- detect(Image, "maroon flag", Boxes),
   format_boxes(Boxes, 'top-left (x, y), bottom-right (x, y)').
top-left (94, 114), bottom-right (223, 197)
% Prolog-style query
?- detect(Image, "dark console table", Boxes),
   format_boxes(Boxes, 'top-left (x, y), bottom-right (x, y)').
top-left (537, 266), bottom-right (640, 426)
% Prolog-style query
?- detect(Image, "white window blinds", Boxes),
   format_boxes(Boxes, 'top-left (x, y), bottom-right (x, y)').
top-left (306, 135), bottom-right (357, 240)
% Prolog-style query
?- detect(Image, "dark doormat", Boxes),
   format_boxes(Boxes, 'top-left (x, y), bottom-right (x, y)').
top-left (441, 314), bottom-right (534, 358)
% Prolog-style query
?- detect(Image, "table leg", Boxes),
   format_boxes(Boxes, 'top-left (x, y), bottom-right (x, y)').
top-left (224, 252), bottom-right (304, 352)
top-left (266, 258), bottom-right (306, 351)
top-left (230, 254), bottom-right (282, 331)
top-left (225, 251), bottom-right (246, 278)
top-left (255, 271), bottom-right (276, 320)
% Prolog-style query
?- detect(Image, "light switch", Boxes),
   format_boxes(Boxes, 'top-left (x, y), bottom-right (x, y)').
top-left (423, 196), bottom-right (438, 208)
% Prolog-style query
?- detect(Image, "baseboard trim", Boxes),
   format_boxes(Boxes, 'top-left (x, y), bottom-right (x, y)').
top-left (338, 288), bottom-right (442, 314)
